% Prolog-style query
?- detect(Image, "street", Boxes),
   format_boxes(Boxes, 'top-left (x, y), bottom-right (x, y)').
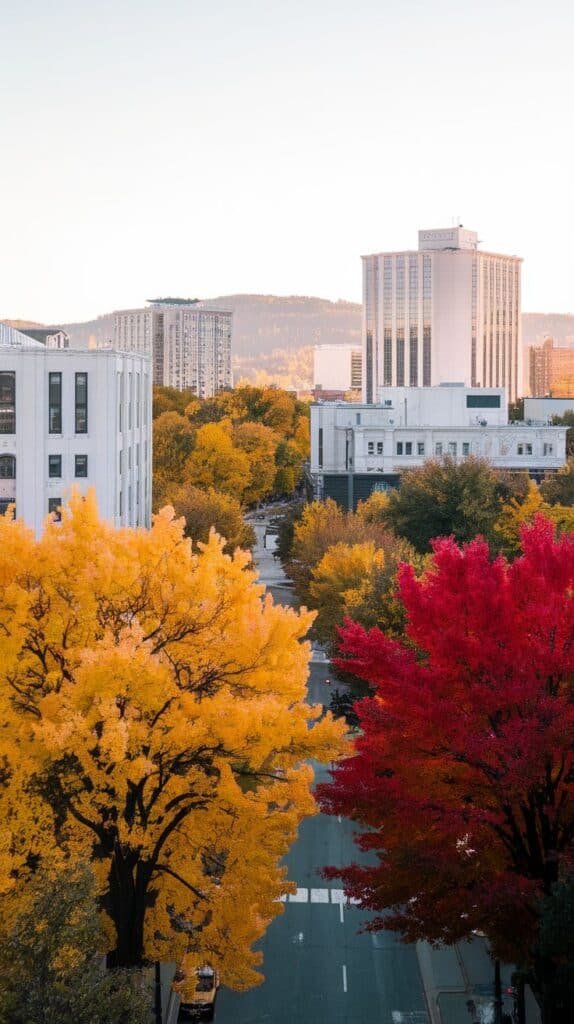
top-left (216, 515), bottom-right (429, 1024)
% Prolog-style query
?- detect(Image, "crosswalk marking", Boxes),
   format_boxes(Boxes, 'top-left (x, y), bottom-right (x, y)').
top-left (278, 887), bottom-right (355, 905)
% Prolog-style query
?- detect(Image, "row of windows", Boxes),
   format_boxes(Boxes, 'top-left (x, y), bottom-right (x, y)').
top-left (0, 454), bottom-right (88, 479)
top-left (395, 441), bottom-right (471, 457)
top-left (0, 371), bottom-right (88, 435)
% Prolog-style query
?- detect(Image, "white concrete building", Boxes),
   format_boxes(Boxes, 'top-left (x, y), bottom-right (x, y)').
top-left (313, 344), bottom-right (362, 394)
top-left (362, 225), bottom-right (522, 404)
top-left (0, 325), bottom-right (152, 534)
top-left (114, 300), bottom-right (232, 396)
top-left (311, 386), bottom-right (565, 509)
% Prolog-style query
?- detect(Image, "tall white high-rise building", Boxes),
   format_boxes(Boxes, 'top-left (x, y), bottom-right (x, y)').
top-left (114, 300), bottom-right (232, 396)
top-left (362, 226), bottom-right (522, 404)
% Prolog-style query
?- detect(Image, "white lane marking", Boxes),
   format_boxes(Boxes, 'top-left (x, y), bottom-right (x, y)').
top-left (338, 815), bottom-right (342, 823)
top-left (339, 901), bottom-right (344, 924)
top-left (310, 888), bottom-right (329, 903)
top-left (330, 889), bottom-right (345, 903)
top-left (289, 887), bottom-right (308, 902)
top-left (342, 964), bottom-right (347, 992)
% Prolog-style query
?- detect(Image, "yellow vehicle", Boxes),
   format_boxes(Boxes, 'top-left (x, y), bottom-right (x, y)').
top-left (178, 966), bottom-right (220, 1022)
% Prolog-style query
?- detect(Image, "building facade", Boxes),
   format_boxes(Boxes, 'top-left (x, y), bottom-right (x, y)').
top-left (362, 226), bottom-right (522, 405)
top-left (313, 343), bottom-right (362, 397)
top-left (528, 336), bottom-right (574, 397)
top-left (311, 387), bottom-right (565, 509)
top-left (0, 325), bottom-right (152, 534)
top-left (114, 301), bottom-right (232, 396)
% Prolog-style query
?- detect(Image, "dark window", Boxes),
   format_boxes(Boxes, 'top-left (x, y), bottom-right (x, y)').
top-left (0, 371), bottom-right (16, 433)
top-left (466, 394), bottom-right (501, 409)
top-left (48, 454), bottom-right (61, 478)
top-left (0, 499), bottom-right (14, 517)
top-left (49, 373), bottom-right (62, 433)
top-left (318, 427), bottom-right (323, 468)
top-left (396, 442), bottom-right (403, 455)
top-left (48, 497), bottom-right (62, 522)
top-left (75, 454), bottom-right (88, 477)
top-left (405, 441), bottom-right (413, 455)
top-left (75, 372), bottom-right (88, 433)
top-left (0, 454), bottom-right (15, 479)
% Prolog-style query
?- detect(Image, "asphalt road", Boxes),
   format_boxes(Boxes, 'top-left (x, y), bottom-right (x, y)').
top-left (217, 521), bottom-right (429, 1023)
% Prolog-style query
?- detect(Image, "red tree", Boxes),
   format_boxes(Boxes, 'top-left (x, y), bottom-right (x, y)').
top-left (318, 518), bottom-right (574, 1023)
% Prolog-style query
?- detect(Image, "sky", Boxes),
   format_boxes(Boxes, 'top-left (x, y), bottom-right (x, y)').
top-left (1, 0), bottom-right (573, 323)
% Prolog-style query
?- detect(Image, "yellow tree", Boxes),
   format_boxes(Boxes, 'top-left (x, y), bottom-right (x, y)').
top-left (185, 420), bottom-right (252, 499)
top-left (152, 411), bottom-right (196, 508)
top-left (0, 494), bottom-right (344, 983)
top-left (494, 479), bottom-right (549, 557)
top-left (233, 422), bottom-right (278, 505)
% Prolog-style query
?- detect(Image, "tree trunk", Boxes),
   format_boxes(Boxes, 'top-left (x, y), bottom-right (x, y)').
top-left (105, 844), bottom-right (153, 967)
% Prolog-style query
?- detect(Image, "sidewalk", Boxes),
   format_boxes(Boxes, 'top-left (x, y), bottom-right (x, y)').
top-left (416, 937), bottom-right (540, 1024)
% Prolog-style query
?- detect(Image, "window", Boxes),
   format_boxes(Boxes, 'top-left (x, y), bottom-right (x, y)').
top-left (466, 395), bottom-right (501, 409)
top-left (48, 454), bottom-right (61, 478)
top-left (49, 372), bottom-right (62, 433)
top-left (75, 454), bottom-right (88, 477)
top-left (75, 373), bottom-right (88, 433)
top-left (405, 441), bottom-right (413, 455)
top-left (526, 444), bottom-right (532, 456)
top-left (0, 454), bottom-right (15, 478)
top-left (119, 490), bottom-right (122, 516)
top-left (435, 442), bottom-right (443, 456)
top-left (48, 497), bottom-right (62, 522)
top-left (356, 413), bottom-right (361, 425)
top-left (462, 442), bottom-right (470, 456)
top-left (0, 372), bottom-right (15, 433)
top-left (318, 428), bottom-right (323, 467)
top-left (417, 442), bottom-right (425, 456)
top-left (544, 443), bottom-right (554, 456)
top-left (0, 499), bottom-right (14, 517)
top-left (517, 444), bottom-right (524, 455)
top-left (448, 441), bottom-right (457, 456)
top-left (367, 441), bottom-right (374, 455)
top-left (377, 441), bottom-right (383, 455)
top-left (396, 442), bottom-right (403, 455)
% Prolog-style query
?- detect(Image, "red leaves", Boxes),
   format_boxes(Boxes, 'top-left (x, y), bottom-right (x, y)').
top-left (319, 517), bottom-right (574, 960)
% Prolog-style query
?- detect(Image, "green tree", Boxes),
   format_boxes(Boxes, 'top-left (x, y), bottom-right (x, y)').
top-left (170, 485), bottom-right (256, 553)
top-left (383, 456), bottom-right (501, 553)
top-left (541, 457), bottom-right (574, 506)
top-left (0, 865), bottom-right (152, 1024)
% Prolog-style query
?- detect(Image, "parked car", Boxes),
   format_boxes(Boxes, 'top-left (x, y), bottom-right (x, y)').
top-left (178, 965), bottom-right (220, 1022)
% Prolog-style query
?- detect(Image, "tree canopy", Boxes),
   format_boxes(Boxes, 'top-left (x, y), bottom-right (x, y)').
top-left (318, 517), bottom-right (574, 1022)
top-left (0, 493), bottom-right (344, 986)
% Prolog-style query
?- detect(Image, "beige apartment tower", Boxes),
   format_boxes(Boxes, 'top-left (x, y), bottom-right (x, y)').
top-left (114, 300), bottom-right (232, 396)
top-left (362, 226), bottom-right (522, 404)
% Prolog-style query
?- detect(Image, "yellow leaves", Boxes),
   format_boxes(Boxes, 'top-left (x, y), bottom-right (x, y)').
top-left (0, 491), bottom-right (345, 985)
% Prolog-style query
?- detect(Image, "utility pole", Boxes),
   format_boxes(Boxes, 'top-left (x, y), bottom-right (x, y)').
top-left (493, 958), bottom-right (503, 1024)
top-left (155, 961), bottom-right (163, 1024)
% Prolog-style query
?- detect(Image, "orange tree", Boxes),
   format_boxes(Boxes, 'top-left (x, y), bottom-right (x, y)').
top-left (0, 494), bottom-right (344, 984)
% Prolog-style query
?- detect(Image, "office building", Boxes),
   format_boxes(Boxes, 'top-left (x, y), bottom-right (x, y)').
top-left (528, 336), bottom-right (574, 397)
top-left (313, 344), bottom-right (362, 399)
top-left (114, 300), bottom-right (232, 396)
top-left (362, 225), bottom-right (522, 404)
top-left (310, 387), bottom-right (565, 509)
top-left (0, 324), bottom-right (152, 534)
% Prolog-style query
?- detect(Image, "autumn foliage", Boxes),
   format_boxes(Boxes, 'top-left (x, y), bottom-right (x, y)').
top-left (0, 493), bottom-right (344, 985)
top-left (319, 517), bottom-right (574, 1013)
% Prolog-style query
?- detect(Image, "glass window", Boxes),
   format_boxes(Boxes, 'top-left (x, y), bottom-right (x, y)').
top-left (544, 443), bottom-right (553, 456)
top-left (318, 428), bottom-right (323, 468)
top-left (526, 444), bottom-right (533, 455)
top-left (435, 442), bottom-right (443, 456)
top-left (405, 441), bottom-right (412, 455)
top-left (517, 444), bottom-right (524, 455)
top-left (75, 372), bottom-right (88, 433)
top-left (48, 497), bottom-right (62, 522)
top-left (49, 372), bottom-right (62, 434)
top-left (48, 454), bottom-right (61, 478)
top-left (0, 498), bottom-right (14, 517)
top-left (417, 442), bottom-right (425, 456)
top-left (75, 454), bottom-right (88, 477)
top-left (0, 454), bottom-right (15, 479)
top-left (466, 395), bottom-right (501, 408)
top-left (462, 442), bottom-right (470, 456)
top-left (0, 372), bottom-right (15, 433)
top-left (377, 441), bottom-right (383, 455)
top-left (396, 442), bottom-right (403, 455)
top-left (367, 441), bottom-right (374, 455)
top-left (448, 441), bottom-right (457, 456)
top-left (356, 413), bottom-right (361, 425)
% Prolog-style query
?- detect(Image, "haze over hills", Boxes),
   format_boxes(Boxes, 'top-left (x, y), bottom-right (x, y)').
top-left (5, 298), bottom-right (574, 385)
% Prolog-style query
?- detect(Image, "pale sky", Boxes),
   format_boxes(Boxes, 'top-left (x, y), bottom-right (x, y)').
top-left (1, 0), bottom-right (573, 323)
